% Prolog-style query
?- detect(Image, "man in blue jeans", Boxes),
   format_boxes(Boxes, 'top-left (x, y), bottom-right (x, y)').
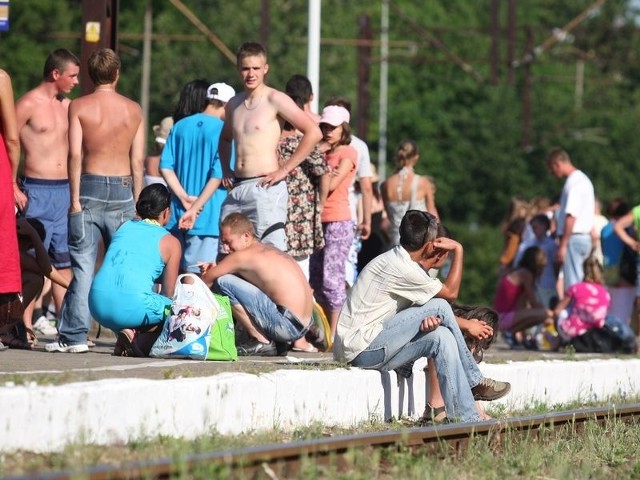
top-left (46, 48), bottom-right (144, 353)
top-left (334, 210), bottom-right (511, 422)
top-left (200, 212), bottom-right (319, 355)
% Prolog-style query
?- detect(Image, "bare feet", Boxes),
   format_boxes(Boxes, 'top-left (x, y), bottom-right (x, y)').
top-left (292, 338), bottom-right (319, 353)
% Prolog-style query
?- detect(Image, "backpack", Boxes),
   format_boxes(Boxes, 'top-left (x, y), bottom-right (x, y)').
top-left (570, 327), bottom-right (621, 353)
top-left (604, 314), bottom-right (637, 354)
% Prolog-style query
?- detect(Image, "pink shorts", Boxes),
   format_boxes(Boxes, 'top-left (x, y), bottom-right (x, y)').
top-left (498, 311), bottom-right (516, 332)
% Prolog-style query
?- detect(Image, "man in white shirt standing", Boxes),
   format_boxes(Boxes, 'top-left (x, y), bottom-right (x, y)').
top-left (546, 147), bottom-right (595, 289)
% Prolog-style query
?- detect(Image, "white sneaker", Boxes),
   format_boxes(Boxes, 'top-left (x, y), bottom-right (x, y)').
top-left (45, 340), bottom-right (89, 353)
top-left (33, 316), bottom-right (58, 336)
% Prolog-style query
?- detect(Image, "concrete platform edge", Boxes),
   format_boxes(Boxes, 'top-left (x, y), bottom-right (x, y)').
top-left (1, 358), bottom-right (639, 453)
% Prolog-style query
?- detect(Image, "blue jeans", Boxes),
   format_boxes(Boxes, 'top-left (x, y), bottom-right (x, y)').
top-left (215, 274), bottom-right (310, 343)
top-left (563, 234), bottom-right (592, 289)
top-left (57, 175), bottom-right (135, 345)
top-left (350, 298), bottom-right (483, 422)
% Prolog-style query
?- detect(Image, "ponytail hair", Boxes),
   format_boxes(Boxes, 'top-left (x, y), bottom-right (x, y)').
top-left (136, 184), bottom-right (170, 220)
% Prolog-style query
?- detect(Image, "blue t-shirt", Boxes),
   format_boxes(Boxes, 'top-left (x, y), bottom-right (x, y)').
top-left (601, 222), bottom-right (625, 267)
top-left (160, 113), bottom-right (235, 236)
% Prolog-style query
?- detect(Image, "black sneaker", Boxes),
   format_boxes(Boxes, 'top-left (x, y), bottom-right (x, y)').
top-left (471, 378), bottom-right (511, 401)
top-left (236, 339), bottom-right (278, 357)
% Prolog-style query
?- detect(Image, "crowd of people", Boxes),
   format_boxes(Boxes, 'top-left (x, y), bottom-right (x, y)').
top-left (1, 40), bottom-right (636, 424)
top-left (494, 149), bottom-right (638, 352)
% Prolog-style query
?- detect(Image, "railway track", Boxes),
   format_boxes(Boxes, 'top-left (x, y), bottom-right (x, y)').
top-left (17, 403), bottom-right (640, 479)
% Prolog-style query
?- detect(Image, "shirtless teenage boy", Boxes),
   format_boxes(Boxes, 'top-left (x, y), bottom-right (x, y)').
top-left (46, 48), bottom-right (145, 353)
top-left (200, 212), bottom-right (317, 355)
top-left (218, 42), bottom-right (322, 251)
top-left (16, 49), bottom-right (80, 328)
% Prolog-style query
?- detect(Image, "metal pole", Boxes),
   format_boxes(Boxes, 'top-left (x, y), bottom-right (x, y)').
top-left (507, 0), bottom-right (516, 86)
top-left (575, 59), bottom-right (584, 110)
top-left (490, 0), bottom-right (500, 85)
top-left (357, 15), bottom-right (372, 141)
top-left (307, 0), bottom-right (321, 113)
top-left (378, 0), bottom-right (389, 181)
top-left (140, 0), bottom-right (152, 155)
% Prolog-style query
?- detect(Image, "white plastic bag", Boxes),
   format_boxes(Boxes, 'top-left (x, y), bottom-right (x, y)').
top-left (150, 273), bottom-right (219, 360)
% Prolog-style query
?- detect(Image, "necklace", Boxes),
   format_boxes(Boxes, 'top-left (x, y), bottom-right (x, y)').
top-left (143, 218), bottom-right (162, 227)
top-left (396, 166), bottom-right (413, 201)
top-left (243, 90), bottom-right (264, 111)
top-left (95, 87), bottom-right (115, 92)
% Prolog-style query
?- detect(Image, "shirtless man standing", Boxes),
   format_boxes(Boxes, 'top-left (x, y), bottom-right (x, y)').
top-left (16, 49), bottom-right (80, 334)
top-left (218, 42), bottom-right (322, 251)
top-left (46, 48), bottom-right (144, 353)
top-left (201, 212), bottom-right (317, 355)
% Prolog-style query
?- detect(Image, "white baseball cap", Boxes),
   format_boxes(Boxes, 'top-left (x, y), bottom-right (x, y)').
top-left (207, 82), bottom-right (235, 103)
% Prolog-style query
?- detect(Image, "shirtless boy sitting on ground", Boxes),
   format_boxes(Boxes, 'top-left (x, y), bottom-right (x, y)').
top-left (200, 212), bottom-right (318, 355)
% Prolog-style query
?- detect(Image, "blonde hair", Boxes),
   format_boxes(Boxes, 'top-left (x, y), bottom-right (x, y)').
top-left (583, 255), bottom-right (603, 284)
top-left (88, 48), bottom-right (120, 85)
top-left (221, 212), bottom-right (256, 237)
top-left (394, 140), bottom-right (419, 169)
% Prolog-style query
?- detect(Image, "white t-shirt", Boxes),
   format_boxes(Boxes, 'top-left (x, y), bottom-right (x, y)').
top-left (348, 135), bottom-right (372, 221)
top-left (334, 246), bottom-right (442, 363)
top-left (557, 169), bottom-right (595, 236)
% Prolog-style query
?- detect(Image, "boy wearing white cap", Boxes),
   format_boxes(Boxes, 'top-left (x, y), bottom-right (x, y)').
top-left (161, 81), bottom-right (235, 272)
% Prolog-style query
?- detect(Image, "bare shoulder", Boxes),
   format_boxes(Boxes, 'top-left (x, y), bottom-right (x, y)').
top-left (514, 268), bottom-right (533, 284)
top-left (268, 87), bottom-right (294, 108)
top-left (15, 87), bottom-right (40, 111)
top-left (162, 231), bottom-right (181, 250)
top-left (419, 175), bottom-right (434, 192)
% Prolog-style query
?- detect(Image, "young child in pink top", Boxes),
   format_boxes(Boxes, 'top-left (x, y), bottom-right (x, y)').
top-left (309, 106), bottom-right (358, 339)
top-left (553, 255), bottom-right (610, 341)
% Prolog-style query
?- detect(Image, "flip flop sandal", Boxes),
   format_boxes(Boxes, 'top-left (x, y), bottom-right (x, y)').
top-left (25, 327), bottom-right (38, 348)
top-left (416, 403), bottom-right (448, 425)
top-left (117, 330), bottom-right (145, 357)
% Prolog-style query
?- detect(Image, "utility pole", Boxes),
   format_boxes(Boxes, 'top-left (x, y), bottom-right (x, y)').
top-left (522, 25), bottom-right (533, 151)
top-left (507, 0), bottom-right (516, 86)
top-left (141, 0), bottom-right (152, 155)
top-left (260, 0), bottom-right (269, 51)
top-left (357, 15), bottom-right (372, 142)
top-left (489, 0), bottom-right (500, 85)
top-left (378, 0), bottom-right (389, 182)
top-left (307, 0), bottom-right (321, 113)
top-left (80, 0), bottom-right (119, 95)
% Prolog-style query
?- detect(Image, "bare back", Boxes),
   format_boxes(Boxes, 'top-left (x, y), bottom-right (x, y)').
top-left (226, 86), bottom-right (283, 177)
top-left (16, 86), bottom-right (70, 180)
top-left (72, 91), bottom-right (143, 175)
top-left (228, 242), bottom-right (313, 321)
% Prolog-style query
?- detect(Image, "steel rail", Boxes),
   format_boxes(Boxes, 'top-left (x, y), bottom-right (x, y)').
top-left (14, 403), bottom-right (640, 480)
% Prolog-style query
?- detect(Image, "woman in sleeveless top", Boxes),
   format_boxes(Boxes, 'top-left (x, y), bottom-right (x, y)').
top-left (381, 140), bottom-right (438, 246)
top-left (89, 184), bottom-right (181, 356)
top-left (493, 246), bottom-right (554, 348)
